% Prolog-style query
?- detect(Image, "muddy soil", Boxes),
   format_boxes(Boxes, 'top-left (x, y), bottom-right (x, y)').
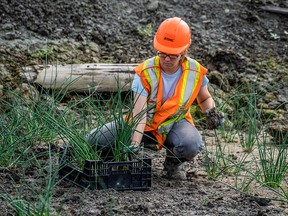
top-left (0, 145), bottom-right (286, 216)
top-left (0, 0), bottom-right (288, 215)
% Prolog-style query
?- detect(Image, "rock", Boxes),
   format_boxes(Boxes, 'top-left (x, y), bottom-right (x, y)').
top-left (3, 32), bottom-right (17, 40)
top-left (14, 83), bottom-right (39, 105)
top-left (262, 109), bottom-right (278, 119)
top-left (0, 84), bottom-right (3, 98)
top-left (147, 0), bottom-right (159, 10)
top-left (88, 42), bottom-right (100, 53)
top-left (1, 23), bottom-right (15, 31)
top-left (207, 70), bottom-right (230, 92)
top-left (268, 100), bottom-right (282, 109)
top-left (263, 92), bottom-right (277, 103)
top-left (0, 64), bottom-right (14, 86)
top-left (267, 123), bottom-right (288, 144)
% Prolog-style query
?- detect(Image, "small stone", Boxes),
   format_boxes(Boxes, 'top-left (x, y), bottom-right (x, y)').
top-left (0, 84), bottom-right (3, 98)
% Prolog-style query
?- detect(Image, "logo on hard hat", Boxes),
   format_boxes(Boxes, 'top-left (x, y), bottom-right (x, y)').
top-left (164, 37), bottom-right (174, 42)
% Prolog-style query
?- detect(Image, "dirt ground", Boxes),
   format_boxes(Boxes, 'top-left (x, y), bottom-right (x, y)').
top-left (0, 0), bottom-right (288, 215)
top-left (0, 143), bottom-right (287, 216)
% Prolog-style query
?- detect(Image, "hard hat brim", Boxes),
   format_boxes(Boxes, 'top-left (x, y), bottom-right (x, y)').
top-left (153, 37), bottom-right (190, 54)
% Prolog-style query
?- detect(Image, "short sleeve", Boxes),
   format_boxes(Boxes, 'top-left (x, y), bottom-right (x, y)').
top-left (131, 74), bottom-right (148, 96)
top-left (201, 75), bottom-right (209, 88)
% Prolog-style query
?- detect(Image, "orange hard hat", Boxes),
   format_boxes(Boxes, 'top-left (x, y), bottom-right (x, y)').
top-left (153, 17), bottom-right (191, 54)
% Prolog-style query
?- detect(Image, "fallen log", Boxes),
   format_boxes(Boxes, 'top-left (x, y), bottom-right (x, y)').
top-left (260, 6), bottom-right (288, 15)
top-left (22, 63), bottom-right (138, 92)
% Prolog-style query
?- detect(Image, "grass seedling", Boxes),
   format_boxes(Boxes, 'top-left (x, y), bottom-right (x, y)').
top-left (220, 82), bottom-right (264, 153)
top-left (0, 144), bottom-right (59, 215)
top-left (228, 153), bottom-right (258, 193)
top-left (203, 133), bottom-right (229, 180)
top-left (256, 131), bottom-right (288, 188)
top-left (41, 105), bottom-right (99, 168)
top-left (233, 172), bottom-right (254, 193)
top-left (95, 87), bottom-right (147, 162)
top-left (0, 88), bottom-right (56, 168)
top-left (236, 89), bottom-right (260, 153)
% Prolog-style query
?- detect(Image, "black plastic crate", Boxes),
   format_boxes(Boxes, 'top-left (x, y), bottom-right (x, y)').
top-left (58, 148), bottom-right (152, 190)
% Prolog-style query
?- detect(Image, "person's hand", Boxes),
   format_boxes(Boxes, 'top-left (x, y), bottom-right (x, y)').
top-left (128, 141), bottom-right (141, 154)
top-left (205, 107), bottom-right (225, 130)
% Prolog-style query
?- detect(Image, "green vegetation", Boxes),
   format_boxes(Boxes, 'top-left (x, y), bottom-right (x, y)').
top-left (136, 23), bottom-right (152, 37)
top-left (30, 46), bottom-right (57, 59)
top-left (255, 56), bottom-right (286, 72)
top-left (0, 75), bottom-right (287, 214)
top-left (202, 82), bottom-right (287, 203)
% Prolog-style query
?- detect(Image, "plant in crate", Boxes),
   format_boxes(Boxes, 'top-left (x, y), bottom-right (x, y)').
top-left (58, 84), bottom-right (152, 190)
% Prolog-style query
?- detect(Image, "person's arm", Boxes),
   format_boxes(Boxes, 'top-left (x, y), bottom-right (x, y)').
top-left (196, 86), bottom-right (215, 113)
top-left (131, 93), bottom-right (147, 146)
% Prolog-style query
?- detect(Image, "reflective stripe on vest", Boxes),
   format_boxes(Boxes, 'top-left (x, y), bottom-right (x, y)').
top-left (180, 59), bottom-right (201, 106)
top-left (143, 57), bottom-right (160, 102)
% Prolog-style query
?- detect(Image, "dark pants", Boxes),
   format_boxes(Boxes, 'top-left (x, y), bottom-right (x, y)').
top-left (85, 120), bottom-right (203, 161)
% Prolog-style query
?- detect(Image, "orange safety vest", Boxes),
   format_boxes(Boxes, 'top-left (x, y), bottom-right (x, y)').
top-left (134, 56), bottom-right (207, 149)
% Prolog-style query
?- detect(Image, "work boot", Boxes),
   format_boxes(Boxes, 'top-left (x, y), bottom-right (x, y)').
top-left (163, 156), bottom-right (187, 180)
